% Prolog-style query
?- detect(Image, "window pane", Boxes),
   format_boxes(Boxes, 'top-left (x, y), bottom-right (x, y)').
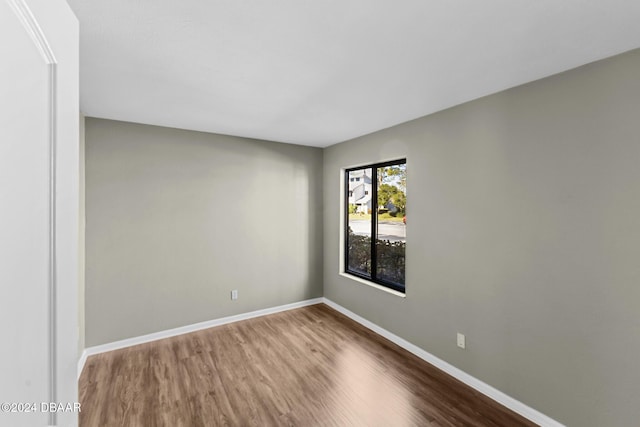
top-left (347, 168), bottom-right (372, 277)
top-left (376, 163), bottom-right (406, 286)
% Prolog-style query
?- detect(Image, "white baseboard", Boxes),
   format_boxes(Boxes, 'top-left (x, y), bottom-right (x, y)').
top-left (77, 349), bottom-right (89, 380)
top-left (321, 297), bottom-right (564, 427)
top-left (77, 297), bottom-right (323, 379)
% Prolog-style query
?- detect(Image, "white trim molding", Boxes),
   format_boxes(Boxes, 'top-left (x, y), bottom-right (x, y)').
top-left (5, 0), bottom-right (56, 64)
top-left (78, 298), bottom-right (323, 378)
top-left (6, 2), bottom-right (59, 425)
top-left (77, 349), bottom-right (89, 380)
top-left (321, 298), bottom-right (565, 427)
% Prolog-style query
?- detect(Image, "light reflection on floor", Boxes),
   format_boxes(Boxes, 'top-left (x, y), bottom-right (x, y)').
top-left (329, 343), bottom-right (416, 427)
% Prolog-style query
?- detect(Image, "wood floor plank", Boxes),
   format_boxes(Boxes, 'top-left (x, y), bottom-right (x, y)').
top-left (79, 304), bottom-right (537, 426)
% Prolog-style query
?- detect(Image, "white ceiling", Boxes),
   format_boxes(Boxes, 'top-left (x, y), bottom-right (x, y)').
top-left (67, 0), bottom-right (640, 147)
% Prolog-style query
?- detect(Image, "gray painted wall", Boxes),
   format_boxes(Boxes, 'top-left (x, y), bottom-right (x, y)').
top-left (85, 118), bottom-right (323, 346)
top-left (323, 49), bottom-right (640, 426)
top-left (79, 113), bottom-right (85, 356)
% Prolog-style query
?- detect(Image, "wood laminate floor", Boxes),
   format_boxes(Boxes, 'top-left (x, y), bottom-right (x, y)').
top-left (79, 304), bottom-right (537, 427)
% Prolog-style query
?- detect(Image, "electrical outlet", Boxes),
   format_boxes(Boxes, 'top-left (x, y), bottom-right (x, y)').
top-left (231, 290), bottom-right (238, 300)
top-left (457, 333), bottom-right (466, 349)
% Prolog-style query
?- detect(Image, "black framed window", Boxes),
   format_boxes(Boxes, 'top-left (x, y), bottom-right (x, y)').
top-left (345, 159), bottom-right (406, 293)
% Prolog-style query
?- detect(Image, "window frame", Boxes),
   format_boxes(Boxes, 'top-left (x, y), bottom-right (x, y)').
top-left (344, 158), bottom-right (406, 294)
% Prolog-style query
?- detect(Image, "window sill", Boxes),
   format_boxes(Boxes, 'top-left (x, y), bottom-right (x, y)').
top-left (339, 272), bottom-right (406, 298)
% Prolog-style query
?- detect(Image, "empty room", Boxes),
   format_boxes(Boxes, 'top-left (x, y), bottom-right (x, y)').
top-left (2, 1), bottom-right (640, 426)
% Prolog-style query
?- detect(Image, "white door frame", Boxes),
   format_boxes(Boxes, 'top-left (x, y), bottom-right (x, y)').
top-left (5, 1), bottom-right (59, 424)
top-left (3, 1), bottom-right (79, 425)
